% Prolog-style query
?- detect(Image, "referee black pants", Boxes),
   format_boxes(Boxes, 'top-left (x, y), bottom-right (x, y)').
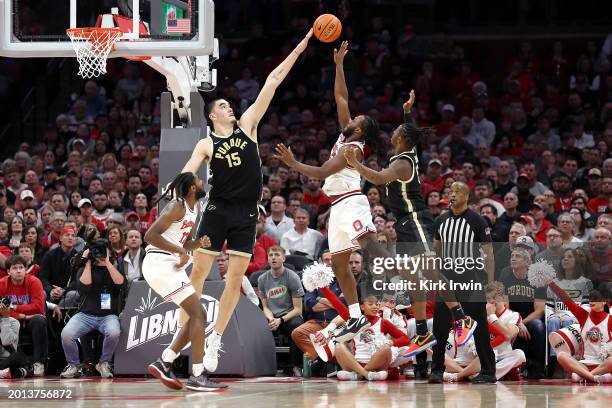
top-left (431, 300), bottom-right (495, 377)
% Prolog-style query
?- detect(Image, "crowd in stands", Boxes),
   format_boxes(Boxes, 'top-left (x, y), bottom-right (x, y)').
top-left (0, 3), bottom-right (611, 380)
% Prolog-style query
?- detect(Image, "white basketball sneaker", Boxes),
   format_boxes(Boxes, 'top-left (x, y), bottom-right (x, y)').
top-left (366, 371), bottom-right (388, 381)
top-left (571, 373), bottom-right (584, 382)
top-left (203, 332), bottom-right (223, 373)
top-left (337, 370), bottom-right (360, 381)
top-left (594, 373), bottom-right (612, 384)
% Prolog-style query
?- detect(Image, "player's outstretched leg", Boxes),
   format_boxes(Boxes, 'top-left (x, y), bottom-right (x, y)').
top-left (330, 251), bottom-right (370, 342)
top-left (179, 251), bottom-right (216, 327)
top-left (203, 254), bottom-right (251, 372)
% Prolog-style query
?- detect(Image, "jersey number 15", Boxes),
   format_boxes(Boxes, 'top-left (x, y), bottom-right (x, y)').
top-left (225, 152), bottom-right (242, 168)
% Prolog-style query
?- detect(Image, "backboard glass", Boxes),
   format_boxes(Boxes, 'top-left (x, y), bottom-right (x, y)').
top-left (0, 0), bottom-right (214, 58)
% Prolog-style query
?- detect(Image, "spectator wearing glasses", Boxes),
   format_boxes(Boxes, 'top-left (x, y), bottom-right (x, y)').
top-left (556, 212), bottom-right (583, 248)
top-left (536, 227), bottom-right (565, 271)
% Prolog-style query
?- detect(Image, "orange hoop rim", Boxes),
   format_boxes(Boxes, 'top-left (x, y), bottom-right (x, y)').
top-left (66, 27), bottom-right (123, 50)
top-left (125, 56), bottom-right (152, 61)
top-left (66, 27), bottom-right (123, 38)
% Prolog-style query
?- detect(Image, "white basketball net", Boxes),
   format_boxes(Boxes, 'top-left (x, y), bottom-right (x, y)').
top-left (66, 28), bottom-right (123, 78)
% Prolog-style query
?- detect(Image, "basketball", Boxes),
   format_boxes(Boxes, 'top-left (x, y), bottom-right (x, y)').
top-left (313, 14), bottom-right (342, 43)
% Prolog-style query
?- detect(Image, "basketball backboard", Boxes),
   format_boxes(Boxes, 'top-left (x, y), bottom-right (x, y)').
top-left (0, 0), bottom-right (214, 58)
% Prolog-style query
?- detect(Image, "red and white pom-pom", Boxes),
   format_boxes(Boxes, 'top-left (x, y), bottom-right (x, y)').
top-left (598, 341), bottom-right (612, 362)
top-left (302, 262), bottom-right (335, 292)
top-left (527, 260), bottom-right (557, 288)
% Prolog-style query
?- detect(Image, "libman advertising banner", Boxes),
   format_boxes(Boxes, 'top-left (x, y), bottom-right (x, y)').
top-left (115, 280), bottom-right (277, 376)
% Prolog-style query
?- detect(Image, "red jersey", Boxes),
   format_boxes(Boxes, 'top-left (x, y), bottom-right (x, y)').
top-left (0, 274), bottom-right (45, 319)
top-left (302, 190), bottom-right (332, 212)
top-left (588, 197), bottom-right (609, 215)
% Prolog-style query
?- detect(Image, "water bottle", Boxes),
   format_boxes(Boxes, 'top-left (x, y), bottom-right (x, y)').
top-left (302, 354), bottom-right (311, 378)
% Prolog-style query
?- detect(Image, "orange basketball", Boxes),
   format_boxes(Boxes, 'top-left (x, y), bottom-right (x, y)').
top-left (313, 14), bottom-right (342, 43)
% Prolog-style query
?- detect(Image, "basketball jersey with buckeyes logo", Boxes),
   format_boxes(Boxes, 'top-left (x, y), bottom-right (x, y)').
top-left (154, 200), bottom-right (198, 249)
top-left (322, 133), bottom-right (364, 196)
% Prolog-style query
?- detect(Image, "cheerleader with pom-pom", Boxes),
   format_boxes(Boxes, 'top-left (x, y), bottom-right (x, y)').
top-left (528, 260), bottom-right (612, 383)
top-left (300, 263), bottom-right (411, 380)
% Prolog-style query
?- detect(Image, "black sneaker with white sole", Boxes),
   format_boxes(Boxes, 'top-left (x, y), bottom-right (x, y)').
top-left (185, 374), bottom-right (228, 392)
top-left (334, 315), bottom-right (371, 343)
top-left (148, 358), bottom-right (183, 390)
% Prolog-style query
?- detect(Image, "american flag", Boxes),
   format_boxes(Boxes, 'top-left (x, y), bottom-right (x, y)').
top-left (166, 17), bottom-right (191, 34)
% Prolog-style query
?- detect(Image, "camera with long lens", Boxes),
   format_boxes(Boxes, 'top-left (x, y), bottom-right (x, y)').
top-left (88, 239), bottom-right (109, 261)
top-left (70, 234), bottom-right (111, 270)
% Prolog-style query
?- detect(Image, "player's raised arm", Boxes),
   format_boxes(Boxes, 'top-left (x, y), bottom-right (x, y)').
top-left (274, 143), bottom-right (359, 180)
top-left (344, 148), bottom-right (411, 186)
top-left (182, 138), bottom-right (212, 174)
top-left (240, 30), bottom-right (313, 137)
top-left (334, 41), bottom-right (351, 129)
top-left (403, 89), bottom-right (416, 123)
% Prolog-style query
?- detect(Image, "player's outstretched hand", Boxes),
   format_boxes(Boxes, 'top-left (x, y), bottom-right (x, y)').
top-left (403, 89), bottom-right (416, 113)
top-left (198, 235), bottom-right (211, 248)
top-left (175, 252), bottom-right (190, 269)
top-left (295, 29), bottom-right (313, 54)
top-left (334, 41), bottom-right (349, 65)
top-left (343, 146), bottom-right (359, 168)
top-left (184, 235), bottom-right (210, 252)
top-left (274, 144), bottom-right (297, 166)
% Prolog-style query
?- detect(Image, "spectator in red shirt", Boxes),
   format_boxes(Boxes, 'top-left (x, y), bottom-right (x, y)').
top-left (421, 159), bottom-right (445, 197)
top-left (0, 243), bottom-right (13, 277)
top-left (18, 243), bottom-right (40, 277)
top-left (551, 172), bottom-right (574, 212)
top-left (530, 203), bottom-right (553, 245)
top-left (301, 177), bottom-right (331, 214)
top-left (41, 211), bottom-right (66, 249)
top-left (247, 205), bottom-right (278, 275)
top-left (255, 205), bottom-right (277, 255)
top-left (588, 177), bottom-right (611, 215)
top-left (78, 198), bottom-right (105, 232)
top-left (133, 193), bottom-right (154, 234)
top-left (0, 255), bottom-right (47, 376)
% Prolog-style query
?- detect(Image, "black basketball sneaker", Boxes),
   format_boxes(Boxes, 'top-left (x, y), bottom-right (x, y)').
top-left (185, 373), bottom-right (228, 392)
top-left (334, 315), bottom-right (371, 343)
top-left (148, 358), bottom-right (183, 390)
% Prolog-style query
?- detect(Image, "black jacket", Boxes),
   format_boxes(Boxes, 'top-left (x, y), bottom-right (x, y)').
top-left (39, 245), bottom-right (78, 297)
top-left (77, 264), bottom-right (126, 316)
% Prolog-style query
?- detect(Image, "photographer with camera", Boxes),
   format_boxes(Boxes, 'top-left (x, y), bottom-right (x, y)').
top-left (0, 255), bottom-right (47, 377)
top-left (60, 238), bottom-right (126, 379)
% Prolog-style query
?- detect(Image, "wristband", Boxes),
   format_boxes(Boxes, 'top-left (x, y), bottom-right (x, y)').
top-left (488, 314), bottom-right (498, 323)
top-left (404, 112), bottom-right (412, 123)
top-left (280, 316), bottom-right (285, 324)
top-left (327, 322), bottom-right (337, 332)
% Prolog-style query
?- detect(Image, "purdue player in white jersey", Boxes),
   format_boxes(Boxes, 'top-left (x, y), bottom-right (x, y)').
top-left (275, 42), bottom-right (395, 342)
top-left (143, 172), bottom-right (226, 392)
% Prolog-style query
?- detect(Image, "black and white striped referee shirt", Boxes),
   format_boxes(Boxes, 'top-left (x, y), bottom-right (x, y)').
top-left (433, 208), bottom-right (492, 267)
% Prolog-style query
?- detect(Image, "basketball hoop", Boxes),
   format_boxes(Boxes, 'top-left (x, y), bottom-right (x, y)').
top-left (66, 27), bottom-right (122, 78)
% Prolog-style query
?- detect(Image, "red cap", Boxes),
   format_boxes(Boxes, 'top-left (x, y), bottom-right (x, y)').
top-left (518, 215), bottom-right (535, 227)
top-left (125, 211), bottom-right (140, 221)
top-left (60, 227), bottom-right (76, 237)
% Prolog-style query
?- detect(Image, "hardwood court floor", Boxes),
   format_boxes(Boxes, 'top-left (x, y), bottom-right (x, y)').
top-left (0, 376), bottom-right (610, 407)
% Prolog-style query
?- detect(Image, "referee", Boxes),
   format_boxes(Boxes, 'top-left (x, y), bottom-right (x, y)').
top-left (429, 181), bottom-right (497, 384)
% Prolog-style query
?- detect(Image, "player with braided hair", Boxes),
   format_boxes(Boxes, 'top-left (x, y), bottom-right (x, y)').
top-left (275, 41), bottom-right (396, 343)
top-left (143, 172), bottom-right (226, 392)
top-left (344, 91), bottom-right (478, 380)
